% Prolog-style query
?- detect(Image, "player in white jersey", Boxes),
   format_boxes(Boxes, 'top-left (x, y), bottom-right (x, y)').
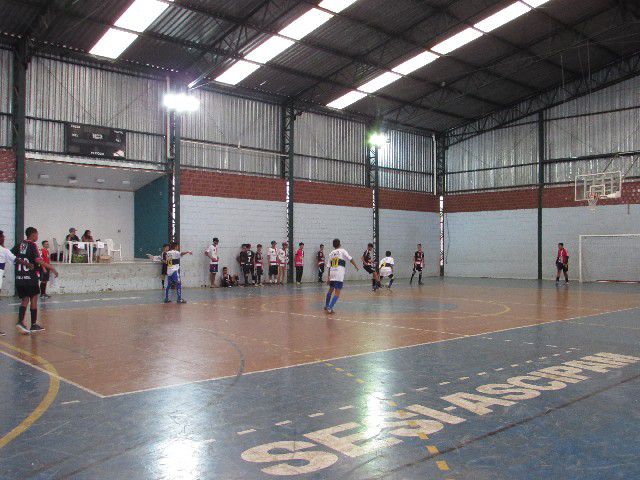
top-left (0, 230), bottom-right (18, 335)
top-left (379, 251), bottom-right (395, 290)
top-left (204, 237), bottom-right (220, 288)
top-left (164, 241), bottom-right (193, 303)
top-left (277, 242), bottom-right (288, 285)
top-left (324, 238), bottom-right (359, 314)
top-left (267, 240), bottom-right (278, 284)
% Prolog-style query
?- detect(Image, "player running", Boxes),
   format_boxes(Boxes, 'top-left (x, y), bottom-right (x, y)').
top-left (361, 243), bottom-right (380, 291)
top-left (324, 238), bottom-right (359, 314)
top-left (556, 242), bottom-right (569, 284)
top-left (379, 250), bottom-right (395, 290)
top-left (164, 242), bottom-right (192, 303)
top-left (409, 243), bottom-right (425, 285)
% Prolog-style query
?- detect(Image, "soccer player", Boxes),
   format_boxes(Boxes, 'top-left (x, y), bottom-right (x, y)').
top-left (361, 243), bottom-right (380, 291)
top-left (247, 244), bottom-right (256, 285)
top-left (204, 237), bottom-right (220, 287)
top-left (237, 244), bottom-right (251, 286)
top-left (146, 244), bottom-right (169, 288)
top-left (255, 244), bottom-right (264, 285)
top-left (164, 241), bottom-right (192, 303)
top-left (295, 242), bottom-right (305, 284)
top-left (325, 238), bottom-right (359, 314)
top-left (15, 227), bottom-right (58, 334)
top-left (267, 240), bottom-right (278, 284)
top-left (317, 244), bottom-right (325, 282)
top-left (410, 243), bottom-right (425, 285)
top-left (379, 250), bottom-right (395, 290)
top-left (277, 242), bottom-right (288, 285)
top-left (0, 230), bottom-right (27, 336)
top-left (220, 267), bottom-right (239, 287)
top-left (40, 240), bottom-right (52, 299)
top-left (556, 242), bottom-right (569, 284)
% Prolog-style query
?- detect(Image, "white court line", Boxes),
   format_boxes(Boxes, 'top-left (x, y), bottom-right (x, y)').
top-left (8, 296), bottom-right (142, 306)
top-left (439, 381), bottom-right (450, 386)
top-left (308, 412), bottom-right (325, 418)
top-left (60, 400), bottom-right (80, 405)
top-left (237, 429), bottom-right (256, 436)
top-left (338, 405), bottom-right (354, 410)
top-left (392, 392), bottom-right (406, 397)
top-left (275, 421), bottom-right (291, 426)
top-left (100, 305), bottom-right (640, 398)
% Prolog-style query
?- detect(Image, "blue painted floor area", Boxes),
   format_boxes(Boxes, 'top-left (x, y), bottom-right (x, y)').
top-left (0, 281), bottom-right (639, 479)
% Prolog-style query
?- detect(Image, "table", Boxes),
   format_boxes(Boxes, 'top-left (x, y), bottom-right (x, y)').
top-left (66, 241), bottom-right (105, 264)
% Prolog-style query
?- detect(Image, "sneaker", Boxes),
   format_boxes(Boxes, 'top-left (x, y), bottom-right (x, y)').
top-left (0, 331), bottom-right (5, 336)
top-left (164, 299), bottom-right (172, 303)
top-left (43, 294), bottom-right (52, 299)
top-left (16, 322), bottom-right (30, 334)
top-left (177, 299), bottom-right (187, 304)
top-left (418, 282), bottom-right (424, 286)
top-left (324, 306), bottom-right (328, 311)
top-left (326, 308), bottom-right (335, 315)
top-left (30, 324), bottom-right (45, 333)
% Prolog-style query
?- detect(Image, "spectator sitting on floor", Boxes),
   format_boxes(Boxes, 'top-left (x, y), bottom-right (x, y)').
top-left (220, 267), bottom-right (239, 287)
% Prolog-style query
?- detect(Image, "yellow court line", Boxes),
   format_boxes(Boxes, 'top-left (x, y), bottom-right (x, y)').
top-left (0, 341), bottom-right (60, 449)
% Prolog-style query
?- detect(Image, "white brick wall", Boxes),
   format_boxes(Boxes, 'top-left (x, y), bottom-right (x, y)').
top-left (294, 203), bottom-right (373, 282)
top-left (380, 209), bottom-right (440, 278)
top-left (445, 209), bottom-right (538, 279)
top-left (542, 204), bottom-right (640, 279)
top-left (180, 195), bottom-right (286, 287)
top-left (0, 182), bottom-right (15, 296)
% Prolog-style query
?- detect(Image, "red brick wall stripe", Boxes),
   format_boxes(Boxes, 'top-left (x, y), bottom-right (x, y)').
top-left (181, 168), bottom-right (285, 202)
top-left (295, 180), bottom-right (371, 208)
top-left (543, 181), bottom-right (640, 208)
top-left (0, 149), bottom-right (16, 183)
top-left (379, 188), bottom-right (439, 212)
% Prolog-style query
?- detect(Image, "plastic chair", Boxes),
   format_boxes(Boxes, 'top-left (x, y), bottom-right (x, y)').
top-left (104, 238), bottom-right (122, 262)
top-left (52, 238), bottom-right (64, 262)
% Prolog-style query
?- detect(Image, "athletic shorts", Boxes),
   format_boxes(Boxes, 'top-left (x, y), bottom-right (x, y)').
top-left (0, 270), bottom-right (4, 290)
top-left (242, 264), bottom-right (253, 274)
top-left (17, 284), bottom-right (40, 299)
top-left (161, 264), bottom-right (168, 275)
top-left (380, 268), bottom-right (393, 278)
top-left (255, 266), bottom-right (263, 276)
top-left (556, 261), bottom-right (568, 272)
top-left (329, 280), bottom-right (344, 290)
top-left (413, 264), bottom-right (423, 272)
top-left (269, 265), bottom-right (278, 276)
top-left (363, 265), bottom-right (375, 275)
top-left (40, 271), bottom-right (50, 283)
top-left (209, 264), bottom-right (219, 273)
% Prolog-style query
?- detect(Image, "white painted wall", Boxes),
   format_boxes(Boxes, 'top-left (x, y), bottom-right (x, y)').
top-left (180, 195), bottom-right (287, 287)
top-left (542, 204), bottom-right (640, 280)
top-left (444, 209), bottom-right (538, 279)
top-left (380, 209), bottom-right (440, 278)
top-left (294, 203), bottom-right (373, 283)
top-left (0, 182), bottom-right (15, 296)
top-left (25, 185), bottom-right (134, 260)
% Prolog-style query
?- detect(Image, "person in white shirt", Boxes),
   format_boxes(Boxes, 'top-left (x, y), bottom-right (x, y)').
top-left (164, 241), bottom-right (193, 304)
top-left (379, 251), bottom-right (395, 290)
top-left (325, 238), bottom-right (359, 314)
top-left (277, 242), bottom-right (288, 285)
top-left (204, 237), bottom-right (220, 288)
top-left (267, 241), bottom-right (278, 284)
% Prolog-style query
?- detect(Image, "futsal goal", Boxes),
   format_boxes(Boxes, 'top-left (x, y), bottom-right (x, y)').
top-left (578, 234), bottom-right (640, 283)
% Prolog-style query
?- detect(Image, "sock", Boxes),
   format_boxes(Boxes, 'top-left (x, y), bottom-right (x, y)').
top-left (325, 290), bottom-right (332, 307)
top-left (177, 282), bottom-right (182, 301)
top-left (410, 272), bottom-right (415, 283)
top-left (165, 281), bottom-right (171, 301)
top-left (41, 283), bottom-right (47, 295)
top-left (556, 277), bottom-right (559, 282)
top-left (162, 279), bottom-right (165, 289)
top-left (372, 278), bottom-right (375, 288)
top-left (329, 295), bottom-right (339, 309)
top-left (389, 278), bottom-right (395, 288)
top-left (30, 309), bottom-right (38, 326)
top-left (418, 274), bottom-right (422, 283)
top-left (18, 306), bottom-right (26, 323)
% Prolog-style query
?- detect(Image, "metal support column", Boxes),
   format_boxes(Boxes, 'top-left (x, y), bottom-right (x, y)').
top-left (537, 111), bottom-right (545, 280)
top-left (12, 41), bottom-right (29, 244)
top-left (367, 144), bottom-right (380, 264)
top-left (435, 135), bottom-right (447, 277)
top-left (281, 103), bottom-right (296, 283)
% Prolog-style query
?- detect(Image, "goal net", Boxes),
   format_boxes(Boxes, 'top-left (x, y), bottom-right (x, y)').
top-left (579, 234), bottom-right (640, 283)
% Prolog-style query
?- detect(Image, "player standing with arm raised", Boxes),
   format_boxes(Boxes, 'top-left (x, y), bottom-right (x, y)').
top-left (324, 238), bottom-right (359, 314)
top-left (164, 242), bottom-right (192, 303)
top-left (556, 242), bottom-right (569, 284)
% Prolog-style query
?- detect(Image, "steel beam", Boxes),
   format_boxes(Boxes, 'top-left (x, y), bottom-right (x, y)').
top-left (281, 103), bottom-right (296, 283)
top-left (537, 111), bottom-right (545, 281)
top-left (12, 40), bottom-right (29, 245)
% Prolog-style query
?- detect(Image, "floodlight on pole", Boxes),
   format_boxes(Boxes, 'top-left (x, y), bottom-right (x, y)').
top-left (163, 93), bottom-right (200, 113)
top-left (369, 132), bottom-right (388, 148)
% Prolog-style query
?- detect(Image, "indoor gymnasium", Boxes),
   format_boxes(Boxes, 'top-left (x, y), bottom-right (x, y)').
top-left (1, 0), bottom-right (640, 478)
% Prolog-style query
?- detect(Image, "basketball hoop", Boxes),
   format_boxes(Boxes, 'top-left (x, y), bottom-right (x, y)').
top-left (587, 192), bottom-right (600, 211)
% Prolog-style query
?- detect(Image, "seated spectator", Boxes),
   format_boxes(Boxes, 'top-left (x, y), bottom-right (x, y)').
top-left (220, 267), bottom-right (239, 287)
top-left (81, 230), bottom-right (97, 259)
top-left (65, 228), bottom-right (80, 255)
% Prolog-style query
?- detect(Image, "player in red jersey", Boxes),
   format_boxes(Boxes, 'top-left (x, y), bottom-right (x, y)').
top-left (555, 242), bottom-right (569, 284)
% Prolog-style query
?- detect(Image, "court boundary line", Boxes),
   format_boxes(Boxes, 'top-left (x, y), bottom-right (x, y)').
top-left (102, 304), bottom-right (640, 398)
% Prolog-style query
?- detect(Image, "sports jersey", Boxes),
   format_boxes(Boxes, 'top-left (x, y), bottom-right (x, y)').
top-left (165, 250), bottom-right (182, 275)
top-left (277, 248), bottom-right (287, 265)
top-left (362, 249), bottom-right (374, 266)
top-left (414, 251), bottom-right (424, 266)
top-left (267, 247), bottom-right (277, 264)
top-left (557, 248), bottom-right (569, 264)
top-left (15, 240), bottom-right (41, 286)
top-left (317, 251), bottom-right (325, 265)
top-left (327, 248), bottom-right (352, 282)
top-left (0, 246), bottom-right (16, 269)
top-left (205, 244), bottom-right (219, 264)
top-left (295, 248), bottom-right (304, 267)
top-left (379, 256), bottom-right (395, 277)
top-left (255, 252), bottom-right (263, 267)
top-left (247, 250), bottom-right (255, 266)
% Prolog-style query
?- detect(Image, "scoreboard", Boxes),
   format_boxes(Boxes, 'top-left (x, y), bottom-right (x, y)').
top-left (65, 123), bottom-right (126, 159)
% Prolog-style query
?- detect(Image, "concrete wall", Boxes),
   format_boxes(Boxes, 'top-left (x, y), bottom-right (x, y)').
top-left (0, 149), bottom-right (15, 296)
top-left (25, 184), bottom-right (135, 260)
top-left (47, 262), bottom-right (160, 294)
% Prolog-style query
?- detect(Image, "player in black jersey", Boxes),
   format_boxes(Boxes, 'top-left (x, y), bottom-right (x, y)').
top-left (255, 244), bottom-right (264, 285)
top-left (361, 243), bottom-right (381, 291)
top-left (410, 243), bottom-right (425, 285)
top-left (15, 227), bottom-right (57, 334)
top-left (317, 244), bottom-right (325, 282)
top-left (237, 244), bottom-right (251, 286)
top-left (247, 244), bottom-right (256, 285)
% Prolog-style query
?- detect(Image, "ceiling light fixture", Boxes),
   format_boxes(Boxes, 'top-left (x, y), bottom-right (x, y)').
top-left (475, 2), bottom-right (531, 33)
top-left (327, 90), bottom-right (367, 110)
top-left (392, 51), bottom-right (440, 75)
top-left (431, 27), bottom-right (483, 55)
top-left (163, 93), bottom-right (200, 112)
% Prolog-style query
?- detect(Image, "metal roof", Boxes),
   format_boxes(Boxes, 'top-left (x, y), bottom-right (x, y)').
top-left (3, 0), bottom-right (640, 133)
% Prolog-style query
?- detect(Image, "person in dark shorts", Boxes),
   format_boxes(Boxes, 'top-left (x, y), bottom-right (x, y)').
top-left (15, 227), bottom-right (57, 334)
top-left (237, 244), bottom-right (252, 286)
top-left (556, 242), bottom-right (569, 284)
top-left (40, 240), bottom-right (52, 299)
top-left (317, 244), bottom-right (325, 282)
top-left (247, 244), bottom-right (256, 285)
top-left (294, 243), bottom-right (305, 284)
top-left (362, 243), bottom-right (381, 291)
top-left (220, 267), bottom-right (239, 287)
top-left (255, 244), bottom-right (264, 285)
top-left (267, 241), bottom-right (278, 284)
top-left (410, 243), bottom-right (425, 285)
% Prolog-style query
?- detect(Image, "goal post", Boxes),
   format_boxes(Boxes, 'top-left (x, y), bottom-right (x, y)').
top-left (578, 234), bottom-right (640, 283)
